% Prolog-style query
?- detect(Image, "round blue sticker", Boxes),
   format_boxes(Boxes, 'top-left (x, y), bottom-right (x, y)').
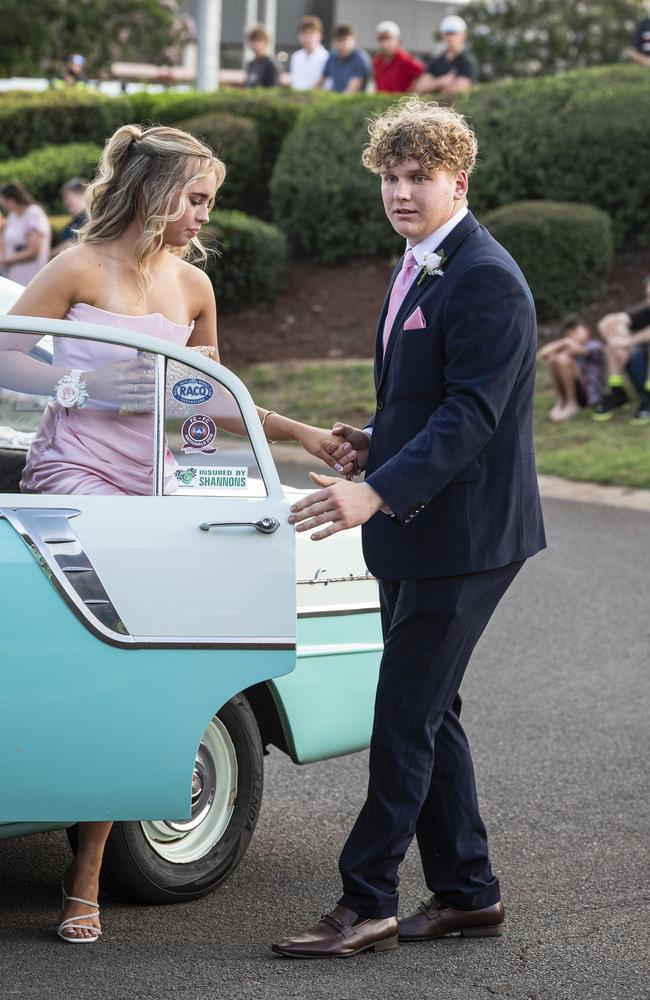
top-left (171, 377), bottom-right (214, 405)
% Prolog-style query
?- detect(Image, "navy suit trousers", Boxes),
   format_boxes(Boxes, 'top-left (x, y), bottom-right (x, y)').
top-left (338, 561), bottom-right (523, 919)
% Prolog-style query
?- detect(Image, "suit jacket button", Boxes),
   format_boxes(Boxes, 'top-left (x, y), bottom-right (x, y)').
top-left (377, 400), bottom-right (384, 410)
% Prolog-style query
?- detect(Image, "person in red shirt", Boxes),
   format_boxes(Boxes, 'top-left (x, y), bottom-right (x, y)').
top-left (373, 20), bottom-right (425, 93)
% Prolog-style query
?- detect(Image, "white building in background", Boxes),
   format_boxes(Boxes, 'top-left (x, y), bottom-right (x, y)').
top-left (189, 0), bottom-right (470, 89)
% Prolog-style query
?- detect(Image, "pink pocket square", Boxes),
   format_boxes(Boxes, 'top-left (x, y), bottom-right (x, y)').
top-left (403, 306), bottom-right (426, 331)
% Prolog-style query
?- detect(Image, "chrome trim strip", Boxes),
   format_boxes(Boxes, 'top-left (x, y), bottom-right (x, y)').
top-left (0, 508), bottom-right (296, 652)
top-left (297, 569), bottom-right (376, 586)
top-left (298, 603), bottom-right (380, 618)
top-left (297, 642), bottom-right (383, 659)
top-left (153, 354), bottom-right (166, 497)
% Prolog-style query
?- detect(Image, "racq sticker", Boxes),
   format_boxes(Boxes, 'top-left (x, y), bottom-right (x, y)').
top-left (171, 377), bottom-right (214, 405)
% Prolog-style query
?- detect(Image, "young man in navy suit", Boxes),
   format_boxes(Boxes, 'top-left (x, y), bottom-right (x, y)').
top-left (273, 98), bottom-right (546, 959)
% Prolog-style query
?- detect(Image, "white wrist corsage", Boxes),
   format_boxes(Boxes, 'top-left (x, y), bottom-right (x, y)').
top-left (54, 369), bottom-right (88, 411)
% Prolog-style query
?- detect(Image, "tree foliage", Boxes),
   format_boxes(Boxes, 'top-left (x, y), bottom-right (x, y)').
top-left (0, 0), bottom-right (192, 78)
top-left (463, 0), bottom-right (646, 78)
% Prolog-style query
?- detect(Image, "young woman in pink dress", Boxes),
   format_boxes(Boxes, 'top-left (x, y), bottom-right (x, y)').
top-left (0, 123), bottom-right (349, 942)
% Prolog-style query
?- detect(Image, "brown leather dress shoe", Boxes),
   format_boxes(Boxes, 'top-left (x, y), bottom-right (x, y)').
top-left (272, 904), bottom-right (399, 959)
top-left (399, 897), bottom-right (505, 941)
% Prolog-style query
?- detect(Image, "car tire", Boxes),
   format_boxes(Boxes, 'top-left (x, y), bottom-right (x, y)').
top-left (66, 693), bottom-right (264, 904)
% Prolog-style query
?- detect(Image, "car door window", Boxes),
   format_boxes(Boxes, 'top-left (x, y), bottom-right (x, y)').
top-left (163, 355), bottom-right (267, 498)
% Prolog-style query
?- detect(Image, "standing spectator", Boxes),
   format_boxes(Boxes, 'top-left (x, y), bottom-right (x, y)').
top-left (413, 15), bottom-right (478, 96)
top-left (51, 178), bottom-right (88, 257)
top-left (51, 53), bottom-right (87, 89)
top-left (537, 316), bottom-right (604, 421)
top-left (0, 182), bottom-right (51, 285)
top-left (244, 23), bottom-right (280, 88)
top-left (593, 277), bottom-right (650, 424)
top-left (290, 15), bottom-right (329, 91)
top-left (631, 2), bottom-right (650, 66)
top-left (373, 20), bottom-right (425, 94)
top-left (320, 24), bottom-right (370, 93)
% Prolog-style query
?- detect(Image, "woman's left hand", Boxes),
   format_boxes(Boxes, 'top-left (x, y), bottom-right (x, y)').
top-left (295, 424), bottom-right (359, 478)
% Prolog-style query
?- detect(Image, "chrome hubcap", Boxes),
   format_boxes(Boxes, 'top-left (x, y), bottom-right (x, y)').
top-left (140, 716), bottom-right (238, 864)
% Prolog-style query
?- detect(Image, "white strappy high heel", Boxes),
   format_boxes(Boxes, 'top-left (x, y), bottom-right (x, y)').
top-left (57, 882), bottom-right (102, 943)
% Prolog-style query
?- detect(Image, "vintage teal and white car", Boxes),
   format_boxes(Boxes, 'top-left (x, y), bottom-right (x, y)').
top-left (0, 276), bottom-right (381, 903)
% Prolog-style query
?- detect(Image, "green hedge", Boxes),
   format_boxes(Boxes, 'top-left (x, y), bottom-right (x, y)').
top-left (202, 210), bottom-right (287, 313)
top-left (0, 143), bottom-right (101, 213)
top-left (131, 88), bottom-right (317, 214)
top-left (459, 64), bottom-right (650, 248)
top-left (0, 91), bottom-right (133, 161)
top-left (481, 201), bottom-right (614, 321)
top-left (270, 94), bottom-right (400, 264)
top-left (172, 112), bottom-right (264, 213)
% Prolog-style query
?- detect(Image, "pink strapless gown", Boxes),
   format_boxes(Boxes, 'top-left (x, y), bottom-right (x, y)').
top-left (20, 304), bottom-right (193, 496)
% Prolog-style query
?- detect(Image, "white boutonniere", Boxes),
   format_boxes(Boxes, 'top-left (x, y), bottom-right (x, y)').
top-left (417, 247), bottom-right (447, 286)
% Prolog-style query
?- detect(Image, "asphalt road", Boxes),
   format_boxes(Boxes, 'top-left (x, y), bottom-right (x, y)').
top-left (0, 493), bottom-right (648, 1000)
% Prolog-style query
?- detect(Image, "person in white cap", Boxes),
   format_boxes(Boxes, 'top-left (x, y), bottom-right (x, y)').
top-left (413, 14), bottom-right (477, 95)
top-left (373, 20), bottom-right (425, 93)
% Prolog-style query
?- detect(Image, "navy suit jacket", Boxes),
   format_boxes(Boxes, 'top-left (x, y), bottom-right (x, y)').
top-left (363, 210), bottom-right (546, 580)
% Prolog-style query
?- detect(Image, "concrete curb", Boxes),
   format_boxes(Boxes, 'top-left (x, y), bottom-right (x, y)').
top-left (271, 446), bottom-right (650, 512)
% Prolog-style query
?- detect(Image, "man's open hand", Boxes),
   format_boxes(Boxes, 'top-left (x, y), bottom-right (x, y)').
top-left (289, 472), bottom-right (384, 540)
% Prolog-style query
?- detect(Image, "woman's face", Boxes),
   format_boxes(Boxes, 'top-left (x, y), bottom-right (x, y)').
top-left (163, 173), bottom-right (218, 248)
top-left (0, 197), bottom-right (19, 214)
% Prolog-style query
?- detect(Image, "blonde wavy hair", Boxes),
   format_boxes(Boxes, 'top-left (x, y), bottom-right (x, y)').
top-left (79, 124), bottom-right (226, 289)
top-left (362, 97), bottom-right (478, 176)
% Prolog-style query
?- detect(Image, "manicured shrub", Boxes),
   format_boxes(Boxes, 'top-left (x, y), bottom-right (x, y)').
top-left (270, 94), bottom-right (400, 264)
top-left (132, 88), bottom-right (316, 213)
top-left (0, 91), bottom-right (134, 160)
top-left (0, 143), bottom-right (101, 213)
top-left (459, 64), bottom-right (650, 248)
top-left (481, 201), bottom-right (614, 321)
top-left (201, 210), bottom-right (287, 313)
top-left (172, 112), bottom-right (264, 213)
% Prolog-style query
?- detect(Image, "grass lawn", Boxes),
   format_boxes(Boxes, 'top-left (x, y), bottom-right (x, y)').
top-left (237, 360), bottom-right (650, 491)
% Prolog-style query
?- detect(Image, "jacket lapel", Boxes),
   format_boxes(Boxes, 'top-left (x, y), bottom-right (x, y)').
top-left (377, 211), bottom-right (480, 392)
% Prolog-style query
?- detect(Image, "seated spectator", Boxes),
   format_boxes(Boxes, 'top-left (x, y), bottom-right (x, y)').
top-left (593, 277), bottom-right (650, 424)
top-left (631, 2), bottom-right (650, 66)
top-left (0, 182), bottom-right (51, 286)
top-left (320, 24), bottom-right (370, 93)
top-left (51, 53), bottom-right (87, 89)
top-left (51, 177), bottom-right (88, 257)
top-left (537, 316), bottom-right (604, 421)
top-left (290, 15), bottom-right (329, 91)
top-left (413, 15), bottom-right (478, 96)
top-left (373, 20), bottom-right (424, 93)
top-left (244, 23), bottom-right (280, 88)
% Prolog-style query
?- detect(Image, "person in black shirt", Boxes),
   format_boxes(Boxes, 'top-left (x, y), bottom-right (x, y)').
top-left (244, 24), bottom-right (281, 88)
top-left (632, 3), bottom-right (650, 67)
top-left (593, 276), bottom-right (650, 424)
top-left (413, 14), bottom-right (477, 96)
top-left (51, 178), bottom-right (88, 258)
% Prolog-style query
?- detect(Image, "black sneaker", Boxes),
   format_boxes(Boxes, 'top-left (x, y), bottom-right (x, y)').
top-left (592, 386), bottom-right (629, 421)
top-left (631, 393), bottom-right (650, 425)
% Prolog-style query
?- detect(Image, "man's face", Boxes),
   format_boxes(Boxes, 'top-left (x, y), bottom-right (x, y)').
top-left (333, 35), bottom-right (355, 58)
top-left (298, 29), bottom-right (321, 52)
top-left (62, 189), bottom-right (85, 215)
top-left (443, 31), bottom-right (466, 56)
top-left (568, 324), bottom-right (590, 346)
top-left (377, 32), bottom-right (399, 57)
top-left (380, 159), bottom-right (468, 244)
top-left (250, 38), bottom-right (268, 57)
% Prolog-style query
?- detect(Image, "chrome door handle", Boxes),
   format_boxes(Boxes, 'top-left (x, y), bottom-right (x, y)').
top-left (199, 516), bottom-right (280, 535)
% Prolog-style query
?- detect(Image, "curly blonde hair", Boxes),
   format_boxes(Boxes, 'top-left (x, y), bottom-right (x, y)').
top-left (362, 97), bottom-right (478, 176)
top-left (79, 124), bottom-right (226, 291)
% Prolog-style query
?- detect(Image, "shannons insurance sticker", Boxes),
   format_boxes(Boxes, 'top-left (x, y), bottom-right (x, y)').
top-left (173, 466), bottom-right (248, 491)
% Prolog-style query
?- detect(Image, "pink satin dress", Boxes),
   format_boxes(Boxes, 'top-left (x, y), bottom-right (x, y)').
top-left (20, 303), bottom-right (193, 496)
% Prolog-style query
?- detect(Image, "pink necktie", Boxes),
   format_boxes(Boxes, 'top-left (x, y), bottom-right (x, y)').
top-left (382, 248), bottom-right (418, 353)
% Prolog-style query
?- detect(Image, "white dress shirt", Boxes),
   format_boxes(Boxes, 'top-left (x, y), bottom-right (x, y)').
top-left (290, 45), bottom-right (329, 90)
